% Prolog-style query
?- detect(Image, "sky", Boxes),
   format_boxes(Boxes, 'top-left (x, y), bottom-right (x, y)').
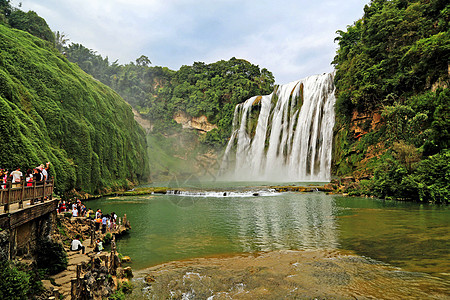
top-left (18, 0), bottom-right (369, 85)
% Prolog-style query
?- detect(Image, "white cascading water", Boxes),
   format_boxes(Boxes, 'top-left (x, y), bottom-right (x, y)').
top-left (220, 72), bottom-right (336, 182)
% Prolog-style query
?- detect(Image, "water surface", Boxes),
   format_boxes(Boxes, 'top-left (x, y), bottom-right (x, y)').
top-left (87, 192), bottom-right (449, 279)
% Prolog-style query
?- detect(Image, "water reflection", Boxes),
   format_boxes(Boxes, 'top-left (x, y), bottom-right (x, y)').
top-left (233, 193), bottom-right (339, 252)
top-left (87, 192), bottom-right (449, 279)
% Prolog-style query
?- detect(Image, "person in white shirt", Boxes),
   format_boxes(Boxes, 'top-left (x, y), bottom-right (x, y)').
top-left (41, 166), bottom-right (48, 181)
top-left (10, 167), bottom-right (22, 188)
top-left (72, 207), bottom-right (78, 217)
top-left (71, 236), bottom-right (85, 254)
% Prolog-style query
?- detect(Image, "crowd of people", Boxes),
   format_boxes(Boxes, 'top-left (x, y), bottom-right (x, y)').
top-left (58, 199), bottom-right (120, 234)
top-left (0, 162), bottom-right (51, 189)
top-left (62, 198), bottom-right (119, 255)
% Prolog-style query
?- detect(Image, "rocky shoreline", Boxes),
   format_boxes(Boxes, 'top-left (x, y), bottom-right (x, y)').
top-left (42, 213), bottom-right (133, 299)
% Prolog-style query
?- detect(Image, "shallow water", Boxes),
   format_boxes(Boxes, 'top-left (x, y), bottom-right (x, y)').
top-left (86, 191), bottom-right (449, 280)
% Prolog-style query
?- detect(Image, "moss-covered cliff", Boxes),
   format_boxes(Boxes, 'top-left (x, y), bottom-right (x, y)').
top-left (0, 24), bottom-right (149, 195)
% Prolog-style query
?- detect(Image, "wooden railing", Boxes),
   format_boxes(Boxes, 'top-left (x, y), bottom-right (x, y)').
top-left (0, 178), bottom-right (54, 213)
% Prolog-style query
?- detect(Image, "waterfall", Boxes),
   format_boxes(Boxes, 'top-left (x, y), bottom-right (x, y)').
top-left (220, 72), bottom-right (336, 182)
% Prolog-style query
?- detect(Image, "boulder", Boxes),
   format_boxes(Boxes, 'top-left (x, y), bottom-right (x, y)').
top-left (123, 266), bottom-right (133, 279)
top-left (121, 256), bottom-right (131, 263)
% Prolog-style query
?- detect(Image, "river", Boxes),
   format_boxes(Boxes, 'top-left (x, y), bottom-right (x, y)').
top-left (87, 186), bottom-right (449, 298)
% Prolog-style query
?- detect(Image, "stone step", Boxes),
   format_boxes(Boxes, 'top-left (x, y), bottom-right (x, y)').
top-left (53, 274), bottom-right (74, 286)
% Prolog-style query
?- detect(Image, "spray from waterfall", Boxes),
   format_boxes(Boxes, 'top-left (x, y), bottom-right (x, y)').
top-left (220, 72), bottom-right (336, 182)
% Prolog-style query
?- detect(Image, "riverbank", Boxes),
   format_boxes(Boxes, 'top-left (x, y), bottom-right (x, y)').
top-left (42, 214), bottom-right (133, 299)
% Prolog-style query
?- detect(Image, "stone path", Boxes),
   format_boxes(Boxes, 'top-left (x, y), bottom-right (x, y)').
top-left (43, 239), bottom-right (97, 299)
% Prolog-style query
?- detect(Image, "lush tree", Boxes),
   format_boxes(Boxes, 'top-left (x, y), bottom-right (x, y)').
top-left (333, 0), bottom-right (449, 113)
top-left (54, 30), bottom-right (69, 52)
top-left (136, 55), bottom-right (151, 67)
top-left (8, 9), bottom-right (54, 43)
top-left (63, 49), bottom-right (275, 146)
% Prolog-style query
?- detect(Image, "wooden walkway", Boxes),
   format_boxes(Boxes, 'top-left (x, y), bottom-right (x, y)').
top-left (0, 178), bottom-right (54, 215)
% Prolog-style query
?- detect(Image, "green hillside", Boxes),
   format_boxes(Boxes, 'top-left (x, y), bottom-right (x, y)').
top-left (333, 0), bottom-right (449, 202)
top-left (60, 45), bottom-right (275, 180)
top-left (0, 24), bottom-right (149, 195)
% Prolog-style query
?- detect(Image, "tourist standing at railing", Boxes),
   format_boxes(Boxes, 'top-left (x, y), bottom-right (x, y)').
top-left (33, 168), bottom-right (43, 185)
top-left (10, 167), bottom-right (22, 188)
top-left (40, 164), bottom-right (48, 181)
top-left (26, 169), bottom-right (33, 187)
top-left (0, 169), bottom-right (7, 189)
top-left (44, 162), bottom-right (51, 180)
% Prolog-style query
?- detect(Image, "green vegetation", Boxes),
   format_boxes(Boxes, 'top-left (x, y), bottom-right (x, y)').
top-left (0, 261), bottom-right (30, 299)
top-left (62, 43), bottom-right (275, 145)
top-left (0, 1), bottom-right (54, 43)
top-left (109, 281), bottom-right (133, 300)
top-left (0, 22), bottom-right (149, 195)
top-left (333, 0), bottom-right (449, 203)
top-left (61, 42), bottom-right (274, 179)
top-left (35, 239), bottom-right (68, 275)
top-left (0, 260), bottom-right (45, 299)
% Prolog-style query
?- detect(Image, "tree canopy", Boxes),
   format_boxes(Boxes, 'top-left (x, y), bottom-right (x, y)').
top-left (62, 41), bottom-right (275, 145)
top-left (333, 0), bottom-right (449, 115)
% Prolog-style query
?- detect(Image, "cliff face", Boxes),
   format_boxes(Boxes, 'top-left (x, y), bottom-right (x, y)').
top-left (173, 111), bottom-right (218, 133)
top-left (332, 110), bottom-right (386, 179)
top-left (0, 24), bottom-right (149, 195)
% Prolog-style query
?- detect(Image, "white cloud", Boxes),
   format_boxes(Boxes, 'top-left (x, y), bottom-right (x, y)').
top-left (18, 0), bottom-right (369, 84)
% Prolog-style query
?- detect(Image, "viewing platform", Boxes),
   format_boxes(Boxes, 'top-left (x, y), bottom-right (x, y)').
top-left (0, 179), bottom-right (56, 229)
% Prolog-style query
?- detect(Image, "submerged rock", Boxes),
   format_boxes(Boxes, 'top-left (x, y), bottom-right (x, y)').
top-left (134, 250), bottom-right (450, 299)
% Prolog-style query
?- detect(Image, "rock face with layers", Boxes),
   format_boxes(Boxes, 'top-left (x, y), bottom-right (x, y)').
top-left (173, 111), bottom-right (218, 133)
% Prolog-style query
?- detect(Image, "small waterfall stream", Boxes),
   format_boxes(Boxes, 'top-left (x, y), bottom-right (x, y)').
top-left (220, 72), bottom-right (336, 181)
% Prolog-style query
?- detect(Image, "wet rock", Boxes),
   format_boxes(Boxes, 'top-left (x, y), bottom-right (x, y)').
top-left (145, 274), bottom-right (156, 283)
top-left (121, 255), bottom-right (131, 263)
top-left (116, 267), bottom-right (125, 279)
top-left (124, 266), bottom-right (133, 278)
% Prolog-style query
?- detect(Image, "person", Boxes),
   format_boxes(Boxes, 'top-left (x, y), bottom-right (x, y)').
top-left (95, 209), bottom-right (102, 219)
top-left (26, 169), bottom-right (33, 187)
top-left (61, 200), bottom-right (67, 212)
top-left (81, 204), bottom-right (87, 217)
top-left (86, 208), bottom-right (94, 219)
top-left (72, 206), bottom-right (78, 217)
top-left (10, 167), bottom-right (22, 188)
top-left (71, 235), bottom-right (85, 254)
top-left (33, 168), bottom-right (43, 185)
top-left (94, 238), bottom-right (103, 254)
top-left (95, 217), bottom-right (102, 231)
top-left (101, 215), bottom-right (107, 234)
top-left (0, 169), bottom-right (6, 189)
top-left (40, 163), bottom-right (50, 181)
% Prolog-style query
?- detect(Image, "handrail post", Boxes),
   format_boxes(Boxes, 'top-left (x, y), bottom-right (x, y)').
top-left (31, 180), bottom-right (36, 206)
top-left (5, 180), bottom-right (11, 213)
top-left (42, 178), bottom-right (46, 203)
top-left (49, 177), bottom-right (54, 200)
top-left (19, 179), bottom-right (25, 209)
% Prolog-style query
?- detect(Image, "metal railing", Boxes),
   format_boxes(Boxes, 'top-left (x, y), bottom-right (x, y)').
top-left (0, 178), bottom-right (54, 213)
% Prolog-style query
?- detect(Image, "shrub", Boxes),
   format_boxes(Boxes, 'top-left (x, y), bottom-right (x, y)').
top-left (35, 239), bottom-right (68, 275)
top-left (103, 232), bottom-right (113, 244)
top-left (0, 261), bottom-right (31, 300)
